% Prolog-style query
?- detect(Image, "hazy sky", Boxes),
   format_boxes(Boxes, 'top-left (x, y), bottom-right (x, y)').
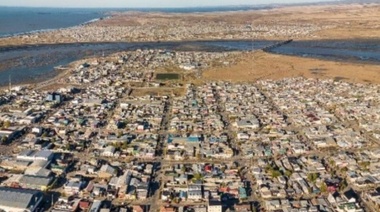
top-left (0, 0), bottom-right (331, 8)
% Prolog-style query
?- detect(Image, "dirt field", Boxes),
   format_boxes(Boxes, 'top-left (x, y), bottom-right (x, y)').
top-left (203, 51), bottom-right (380, 84)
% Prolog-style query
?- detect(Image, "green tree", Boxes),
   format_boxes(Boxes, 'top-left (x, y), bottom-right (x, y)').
top-left (0, 136), bottom-right (7, 144)
top-left (196, 153), bottom-right (202, 160)
top-left (339, 179), bottom-right (348, 191)
top-left (121, 142), bottom-right (129, 149)
top-left (329, 159), bottom-right (336, 167)
top-left (117, 131), bottom-right (123, 138)
top-left (359, 161), bottom-right (370, 170)
top-left (307, 173), bottom-right (318, 183)
top-left (271, 170), bottom-right (282, 178)
top-left (193, 173), bottom-right (203, 181)
top-left (285, 170), bottom-right (293, 177)
top-left (320, 183), bottom-right (327, 193)
top-left (340, 166), bottom-right (348, 174)
top-left (65, 143), bottom-right (71, 150)
top-left (3, 121), bottom-right (10, 129)
top-left (265, 164), bottom-right (274, 172)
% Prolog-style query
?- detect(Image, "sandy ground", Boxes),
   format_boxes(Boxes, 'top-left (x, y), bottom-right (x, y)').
top-left (203, 51), bottom-right (380, 84)
top-left (270, 4), bottom-right (380, 40)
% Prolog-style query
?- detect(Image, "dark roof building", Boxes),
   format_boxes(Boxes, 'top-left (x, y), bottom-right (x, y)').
top-left (0, 187), bottom-right (44, 212)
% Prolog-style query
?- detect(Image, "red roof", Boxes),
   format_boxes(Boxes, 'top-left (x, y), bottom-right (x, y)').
top-left (79, 201), bottom-right (90, 209)
top-left (204, 165), bottom-right (212, 172)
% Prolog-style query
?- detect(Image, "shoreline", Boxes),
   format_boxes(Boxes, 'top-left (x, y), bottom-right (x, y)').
top-left (2, 37), bottom-right (380, 52)
top-left (0, 5), bottom-right (274, 41)
top-left (2, 45), bottom-right (380, 89)
top-left (4, 48), bottom-right (380, 91)
top-left (0, 38), bottom-right (379, 88)
top-left (0, 59), bottom-right (82, 90)
top-left (0, 14), bottom-right (110, 39)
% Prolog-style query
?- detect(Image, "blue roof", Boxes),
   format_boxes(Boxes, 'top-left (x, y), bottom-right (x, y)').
top-left (167, 135), bottom-right (173, 143)
top-left (209, 137), bottom-right (219, 143)
top-left (239, 187), bottom-right (247, 198)
top-left (187, 137), bottom-right (200, 142)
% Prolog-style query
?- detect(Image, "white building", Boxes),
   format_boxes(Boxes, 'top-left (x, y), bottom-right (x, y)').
top-left (17, 150), bottom-right (54, 161)
top-left (102, 146), bottom-right (116, 157)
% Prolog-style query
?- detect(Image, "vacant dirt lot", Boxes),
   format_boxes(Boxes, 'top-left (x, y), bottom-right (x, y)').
top-left (203, 51), bottom-right (380, 84)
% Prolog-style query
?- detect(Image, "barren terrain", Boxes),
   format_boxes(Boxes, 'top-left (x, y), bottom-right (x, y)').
top-left (203, 50), bottom-right (380, 84)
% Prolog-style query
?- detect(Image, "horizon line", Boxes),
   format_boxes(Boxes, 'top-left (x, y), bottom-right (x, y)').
top-left (0, 1), bottom-right (344, 10)
top-left (0, 5), bottom-right (269, 9)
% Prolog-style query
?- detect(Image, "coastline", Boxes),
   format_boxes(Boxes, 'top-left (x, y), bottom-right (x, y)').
top-left (0, 5), bottom-right (271, 41)
top-left (0, 59), bottom-right (82, 91)
top-left (1, 39), bottom-right (380, 89)
top-left (0, 16), bottom-right (110, 39)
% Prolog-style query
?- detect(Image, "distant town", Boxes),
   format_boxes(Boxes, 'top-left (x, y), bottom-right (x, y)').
top-left (0, 47), bottom-right (379, 212)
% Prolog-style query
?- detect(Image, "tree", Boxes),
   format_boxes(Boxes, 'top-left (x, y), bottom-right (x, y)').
top-left (65, 143), bottom-right (71, 150)
top-left (359, 161), bottom-right (370, 170)
top-left (193, 173), bottom-right (203, 181)
top-left (340, 166), bottom-right (348, 174)
top-left (221, 166), bottom-right (226, 172)
top-left (121, 142), bottom-right (129, 149)
top-left (117, 131), bottom-right (123, 138)
top-left (265, 164), bottom-right (274, 172)
top-left (3, 121), bottom-right (10, 129)
top-left (84, 107), bottom-right (91, 112)
top-left (307, 173), bottom-right (318, 183)
top-left (181, 166), bottom-right (186, 173)
top-left (284, 170), bottom-right (293, 178)
top-left (174, 197), bottom-right (180, 204)
top-left (196, 153), bottom-right (202, 160)
top-left (271, 170), bottom-right (282, 178)
top-left (0, 136), bottom-right (7, 144)
top-left (339, 179), bottom-right (348, 191)
top-left (329, 159), bottom-right (336, 167)
top-left (320, 183), bottom-right (327, 193)
top-left (308, 187), bottom-right (313, 194)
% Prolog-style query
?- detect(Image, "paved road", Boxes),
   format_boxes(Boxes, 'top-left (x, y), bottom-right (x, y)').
top-left (148, 97), bottom-right (173, 212)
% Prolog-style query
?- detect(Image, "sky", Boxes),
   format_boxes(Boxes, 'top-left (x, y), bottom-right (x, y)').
top-left (0, 0), bottom-right (333, 8)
